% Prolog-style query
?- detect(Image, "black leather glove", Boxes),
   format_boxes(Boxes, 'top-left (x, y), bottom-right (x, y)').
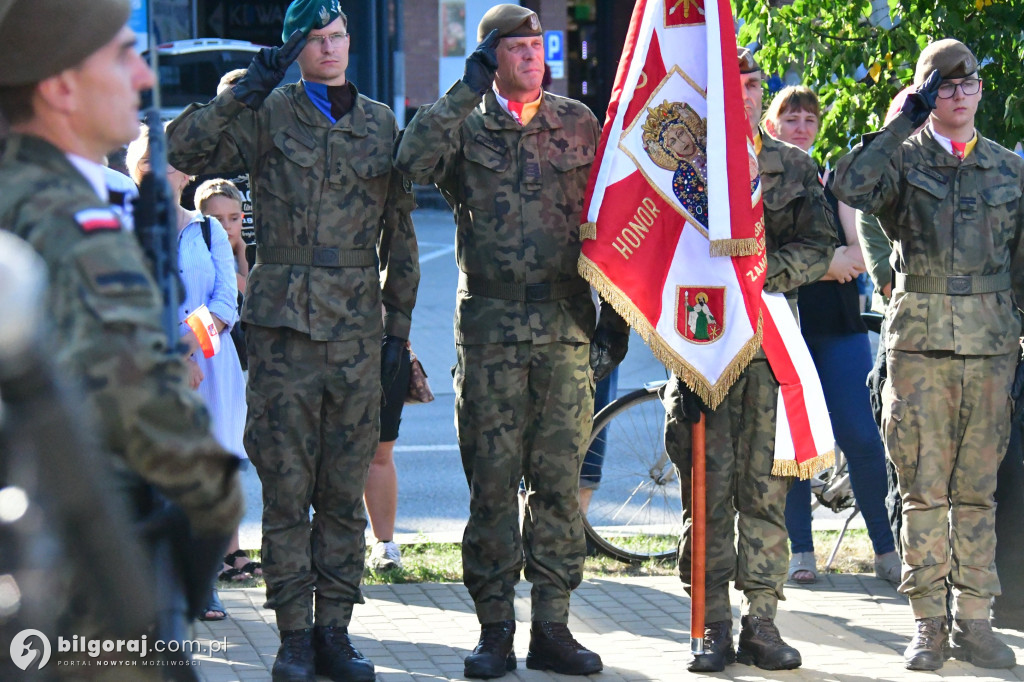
top-left (232, 29), bottom-right (307, 110)
top-left (381, 335), bottom-right (406, 393)
top-left (590, 301), bottom-right (629, 383)
top-left (463, 28), bottom-right (500, 95)
top-left (677, 380), bottom-right (709, 424)
top-left (900, 69), bottom-right (941, 128)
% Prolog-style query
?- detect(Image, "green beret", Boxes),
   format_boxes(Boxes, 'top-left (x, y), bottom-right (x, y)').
top-left (282, 0), bottom-right (346, 44)
top-left (477, 4), bottom-right (542, 42)
top-left (0, 0), bottom-right (131, 86)
top-left (915, 38), bottom-right (978, 85)
top-left (737, 47), bottom-right (760, 74)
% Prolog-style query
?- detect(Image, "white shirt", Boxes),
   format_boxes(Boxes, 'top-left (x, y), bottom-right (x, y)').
top-left (66, 153), bottom-right (109, 203)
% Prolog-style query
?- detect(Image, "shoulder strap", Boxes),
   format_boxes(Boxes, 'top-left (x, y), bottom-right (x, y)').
top-left (200, 215), bottom-right (211, 251)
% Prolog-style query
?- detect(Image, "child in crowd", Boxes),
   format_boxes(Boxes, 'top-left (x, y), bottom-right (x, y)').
top-left (194, 178), bottom-right (260, 587)
top-left (196, 179), bottom-right (249, 294)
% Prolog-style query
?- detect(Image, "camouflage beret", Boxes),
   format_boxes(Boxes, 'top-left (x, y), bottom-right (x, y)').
top-left (282, 0), bottom-right (346, 44)
top-left (0, 0), bottom-right (131, 86)
top-left (914, 38), bottom-right (978, 86)
top-left (737, 46), bottom-right (760, 74)
top-left (477, 4), bottom-right (542, 42)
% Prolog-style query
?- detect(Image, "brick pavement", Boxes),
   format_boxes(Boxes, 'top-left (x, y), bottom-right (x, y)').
top-left (193, 574), bottom-right (1024, 681)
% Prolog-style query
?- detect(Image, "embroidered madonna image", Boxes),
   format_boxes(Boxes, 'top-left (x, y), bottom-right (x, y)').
top-left (642, 100), bottom-right (708, 228)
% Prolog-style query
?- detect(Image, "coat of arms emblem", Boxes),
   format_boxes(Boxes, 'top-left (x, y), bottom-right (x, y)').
top-left (676, 286), bottom-right (725, 343)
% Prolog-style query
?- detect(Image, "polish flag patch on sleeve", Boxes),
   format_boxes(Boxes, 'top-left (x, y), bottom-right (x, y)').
top-left (74, 208), bottom-right (123, 233)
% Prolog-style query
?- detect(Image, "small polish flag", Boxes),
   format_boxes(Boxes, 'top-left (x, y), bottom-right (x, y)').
top-left (74, 208), bottom-right (122, 232)
top-left (185, 304), bottom-right (221, 358)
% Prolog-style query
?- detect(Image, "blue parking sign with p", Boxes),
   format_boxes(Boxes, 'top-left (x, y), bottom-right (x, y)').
top-left (544, 31), bottom-right (564, 62)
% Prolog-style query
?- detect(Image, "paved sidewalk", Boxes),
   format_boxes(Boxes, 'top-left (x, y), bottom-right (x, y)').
top-left (194, 574), bottom-right (1024, 682)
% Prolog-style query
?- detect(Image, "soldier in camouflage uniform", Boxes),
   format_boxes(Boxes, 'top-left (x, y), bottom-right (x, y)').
top-left (662, 48), bottom-right (835, 674)
top-left (395, 5), bottom-right (625, 679)
top-left (166, 1), bottom-right (418, 680)
top-left (0, 0), bottom-right (244, 670)
top-left (834, 38), bottom-right (1022, 672)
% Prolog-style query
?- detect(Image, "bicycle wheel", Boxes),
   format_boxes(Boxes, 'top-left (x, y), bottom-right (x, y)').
top-left (580, 384), bottom-right (681, 563)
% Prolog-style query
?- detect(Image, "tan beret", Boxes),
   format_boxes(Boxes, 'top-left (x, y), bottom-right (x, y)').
top-left (914, 38), bottom-right (978, 86)
top-left (738, 47), bottom-right (760, 74)
top-left (477, 4), bottom-right (542, 42)
top-left (0, 0), bottom-right (131, 86)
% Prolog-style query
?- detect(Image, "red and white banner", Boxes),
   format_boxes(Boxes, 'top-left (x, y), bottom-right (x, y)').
top-left (578, 0), bottom-right (833, 477)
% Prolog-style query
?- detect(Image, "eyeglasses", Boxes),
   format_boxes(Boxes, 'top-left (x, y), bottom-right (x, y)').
top-left (307, 32), bottom-right (349, 47)
top-left (937, 78), bottom-right (981, 99)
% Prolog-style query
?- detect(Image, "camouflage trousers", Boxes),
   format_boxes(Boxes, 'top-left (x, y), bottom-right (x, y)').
top-left (883, 349), bottom-right (1014, 619)
top-left (663, 360), bottom-right (792, 623)
top-left (244, 325), bottom-right (381, 631)
top-left (455, 341), bottom-right (593, 624)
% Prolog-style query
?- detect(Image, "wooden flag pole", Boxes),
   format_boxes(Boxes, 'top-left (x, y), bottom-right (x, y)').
top-left (690, 413), bottom-right (707, 655)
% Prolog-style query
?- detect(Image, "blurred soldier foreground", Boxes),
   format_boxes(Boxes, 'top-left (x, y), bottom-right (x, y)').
top-left (834, 38), bottom-right (1023, 672)
top-left (0, 0), bottom-right (244, 673)
top-left (396, 4), bottom-right (627, 679)
top-left (166, 0), bottom-right (419, 680)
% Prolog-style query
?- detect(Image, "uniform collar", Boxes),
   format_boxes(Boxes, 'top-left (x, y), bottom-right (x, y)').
top-left (918, 126), bottom-right (994, 169)
top-left (293, 81), bottom-right (368, 137)
top-left (756, 128), bottom-right (785, 174)
top-left (2, 133), bottom-right (97, 193)
top-left (480, 89), bottom-right (563, 133)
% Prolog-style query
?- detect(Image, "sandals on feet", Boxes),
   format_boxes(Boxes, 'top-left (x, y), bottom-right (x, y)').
top-left (787, 551), bottom-right (818, 584)
top-left (199, 589), bottom-right (227, 621)
top-left (217, 566), bottom-right (250, 582)
top-left (225, 549), bottom-right (262, 578)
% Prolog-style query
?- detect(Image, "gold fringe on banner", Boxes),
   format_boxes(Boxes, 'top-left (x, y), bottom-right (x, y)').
top-left (580, 221), bottom-right (597, 240)
top-left (578, 253), bottom-right (762, 410)
top-left (709, 237), bottom-right (760, 257)
top-left (771, 449), bottom-right (836, 481)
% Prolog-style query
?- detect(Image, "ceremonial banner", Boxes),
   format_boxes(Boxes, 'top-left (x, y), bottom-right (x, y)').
top-left (579, 0), bottom-right (833, 476)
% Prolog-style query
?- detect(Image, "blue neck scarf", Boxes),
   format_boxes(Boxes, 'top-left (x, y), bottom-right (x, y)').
top-left (303, 80), bottom-right (335, 124)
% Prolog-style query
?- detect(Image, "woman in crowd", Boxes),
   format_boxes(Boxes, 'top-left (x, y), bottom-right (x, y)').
top-left (763, 86), bottom-right (900, 587)
top-left (127, 130), bottom-right (248, 619)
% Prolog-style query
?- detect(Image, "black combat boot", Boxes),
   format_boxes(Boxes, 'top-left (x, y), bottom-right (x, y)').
top-left (736, 615), bottom-right (802, 670)
top-left (903, 616), bottom-right (949, 671)
top-left (312, 625), bottom-right (375, 682)
top-left (271, 628), bottom-right (315, 682)
top-left (526, 621), bottom-right (603, 675)
top-left (688, 620), bottom-right (735, 672)
top-left (951, 619), bottom-right (1016, 669)
top-left (464, 620), bottom-right (516, 679)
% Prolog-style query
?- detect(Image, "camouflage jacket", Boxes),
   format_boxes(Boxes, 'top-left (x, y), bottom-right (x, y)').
top-left (834, 116), bottom-right (1024, 354)
top-left (395, 81), bottom-right (599, 345)
top-left (166, 83), bottom-right (419, 341)
top-left (759, 133), bottom-right (836, 299)
top-left (0, 134), bottom-right (243, 536)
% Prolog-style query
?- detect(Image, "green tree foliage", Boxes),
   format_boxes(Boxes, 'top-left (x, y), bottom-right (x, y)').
top-left (736, 0), bottom-right (1024, 164)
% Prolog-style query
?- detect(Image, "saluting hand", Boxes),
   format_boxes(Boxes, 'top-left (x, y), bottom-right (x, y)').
top-left (463, 29), bottom-right (501, 95)
top-left (233, 29), bottom-right (308, 110)
top-left (900, 69), bottom-right (941, 128)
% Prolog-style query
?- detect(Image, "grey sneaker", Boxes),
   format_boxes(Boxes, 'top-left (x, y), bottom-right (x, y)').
top-left (874, 551), bottom-right (901, 586)
top-left (369, 541), bottom-right (402, 571)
